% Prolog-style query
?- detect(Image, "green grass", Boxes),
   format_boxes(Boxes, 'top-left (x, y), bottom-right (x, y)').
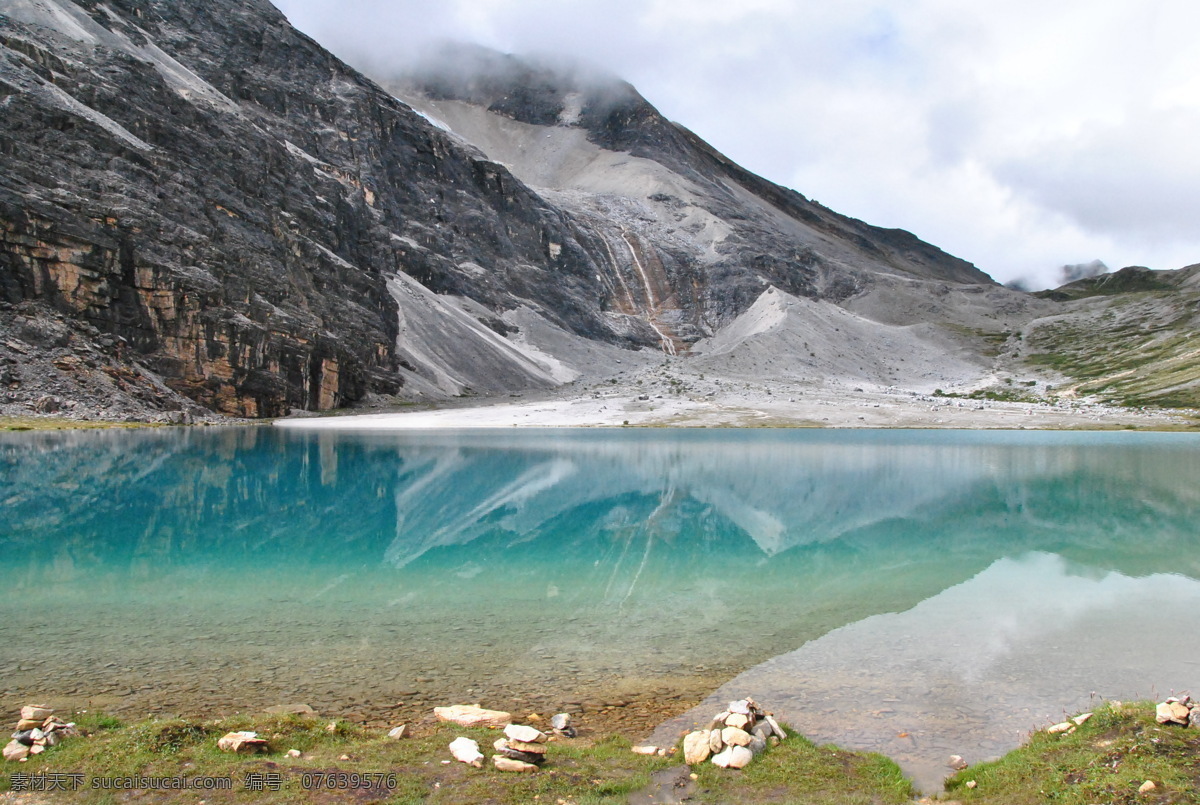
top-left (685, 727), bottom-right (913, 804)
top-left (945, 701), bottom-right (1200, 804)
top-left (6, 703), bottom-right (1199, 803)
top-left (1024, 303), bottom-right (1200, 409)
top-left (0, 712), bottom-right (909, 804)
top-left (0, 416), bottom-right (167, 431)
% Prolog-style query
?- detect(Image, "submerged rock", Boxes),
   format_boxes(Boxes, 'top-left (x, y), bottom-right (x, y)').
top-left (264, 703), bottom-right (316, 716)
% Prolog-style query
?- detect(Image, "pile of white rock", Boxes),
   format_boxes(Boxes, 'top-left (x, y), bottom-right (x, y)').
top-left (680, 698), bottom-right (785, 770)
top-left (1155, 695), bottom-right (1200, 727)
top-left (4, 705), bottom-right (76, 762)
top-left (449, 723), bottom-right (552, 773)
top-left (438, 704), bottom-right (576, 773)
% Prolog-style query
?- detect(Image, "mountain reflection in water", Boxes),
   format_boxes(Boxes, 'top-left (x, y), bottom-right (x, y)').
top-left (2, 427), bottom-right (1198, 779)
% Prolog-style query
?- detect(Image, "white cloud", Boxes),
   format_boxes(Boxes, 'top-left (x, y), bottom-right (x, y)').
top-left (272, 0), bottom-right (1200, 288)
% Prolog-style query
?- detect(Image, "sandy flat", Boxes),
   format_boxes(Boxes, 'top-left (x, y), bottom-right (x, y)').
top-left (276, 378), bottom-right (1191, 431)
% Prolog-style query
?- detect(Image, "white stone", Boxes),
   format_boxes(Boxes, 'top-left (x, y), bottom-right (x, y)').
top-left (286, 749), bottom-right (302, 758)
top-left (1138, 780), bottom-right (1156, 794)
top-left (725, 713), bottom-right (751, 730)
top-left (948, 755), bottom-right (968, 770)
top-left (1046, 721), bottom-right (1074, 734)
top-left (504, 724), bottom-right (547, 744)
top-left (4, 741), bottom-right (30, 762)
top-left (728, 700), bottom-right (751, 715)
top-left (764, 714), bottom-right (786, 739)
top-left (449, 737), bottom-right (484, 767)
top-left (712, 745), bottom-right (753, 769)
top-left (721, 727), bottom-right (752, 747)
top-left (20, 706), bottom-right (52, 722)
top-left (504, 739), bottom-right (547, 754)
top-left (683, 731), bottom-right (711, 765)
top-left (217, 731), bottom-right (268, 754)
top-left (1072, 713), bottom-right (1093, 726)
top-left (631, 745), bottom-right (659, 755)
top-left (387, 725), bottom-right (409, 740)
top-left (708, 728), bottom-right (725, 753)
top-left (435, 705), bottom-right (512, 728)
top-left (493, 755), bottom-right (538, 772)
top-left (966, 780), bottom-right (977, 789)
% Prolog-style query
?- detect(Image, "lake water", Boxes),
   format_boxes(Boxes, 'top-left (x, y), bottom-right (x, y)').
top-left (2, 426), bottom-right (1199, 790)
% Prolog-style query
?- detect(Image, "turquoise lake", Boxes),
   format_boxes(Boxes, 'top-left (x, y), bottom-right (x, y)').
top-left (2, 426), bottom-right (1199, 788)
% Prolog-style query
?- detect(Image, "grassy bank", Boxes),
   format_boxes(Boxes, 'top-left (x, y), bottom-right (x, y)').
top-left (2, 701), bottom-right (1197, 803)
top-left (0, 711), bottom-right (911, 804)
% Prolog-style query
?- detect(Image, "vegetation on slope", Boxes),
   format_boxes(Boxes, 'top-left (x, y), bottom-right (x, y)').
top-left (1023, 267), bottom-right (1200, 409)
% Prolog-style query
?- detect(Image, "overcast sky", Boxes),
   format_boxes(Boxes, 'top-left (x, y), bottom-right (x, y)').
top-left (272, 0), bottom-right (1200, 289)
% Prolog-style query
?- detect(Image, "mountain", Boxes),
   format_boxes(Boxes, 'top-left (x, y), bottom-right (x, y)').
top-left (1, 0), bottom-right (1042, 421)
top-left (1020, 264), bottom-right (1200, 408)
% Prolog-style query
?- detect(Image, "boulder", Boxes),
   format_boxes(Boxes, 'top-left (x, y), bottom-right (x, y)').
top-left (1156, 702), bottom-right (1189, 725)
top-left (503, 724), bottom-right (547, 744)
top-left (16, 719), bottom-right (42, 731)
top-left (725, 713), bottom-right (751, 730)
top-left (711, 745), bottom-right (753, 769)
top-left (20, 706), bottom-right (52, 722)
top-left (504, 738), bottom-right (547, 754)
top-left (434, 705), bottom-right (512, 728)
top-left (683, 731), bottom-right (711, 764)
top-left (721, 727), bottom-right (752, 747)
top-left (493, 755), bottom-right (539, 772)
top-left (3, 740), bottom-right (29, 762)
top-left (493, 739), bottom-right (545, 764)
top-left (728, 700), bottom-right (751, 716)
top-left (708, 728), bottom-right (725, 753)
top-left (448, 737), bottom-right (484, 767)
top-left (217, 731), bottom-right (269, 754)
top-left (1169, 702), bottom-right (1190, 724)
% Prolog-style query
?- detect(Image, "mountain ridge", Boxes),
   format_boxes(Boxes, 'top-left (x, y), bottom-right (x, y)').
top-left (1, 1), bottom-right (1191, 422)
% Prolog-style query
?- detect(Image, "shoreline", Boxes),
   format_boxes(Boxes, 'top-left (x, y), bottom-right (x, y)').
top-left (276, 382), bottom-right (1198, 432)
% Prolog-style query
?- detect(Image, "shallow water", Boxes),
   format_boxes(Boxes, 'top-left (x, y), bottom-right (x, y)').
top-left (2, 426), bottom-right (1198, 786)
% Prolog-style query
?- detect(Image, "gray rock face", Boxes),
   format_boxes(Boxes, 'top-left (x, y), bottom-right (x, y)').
top-left (0, 0), bottom-right (624, 417)
top-left (1, 3), bottom-right (1000, 419)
